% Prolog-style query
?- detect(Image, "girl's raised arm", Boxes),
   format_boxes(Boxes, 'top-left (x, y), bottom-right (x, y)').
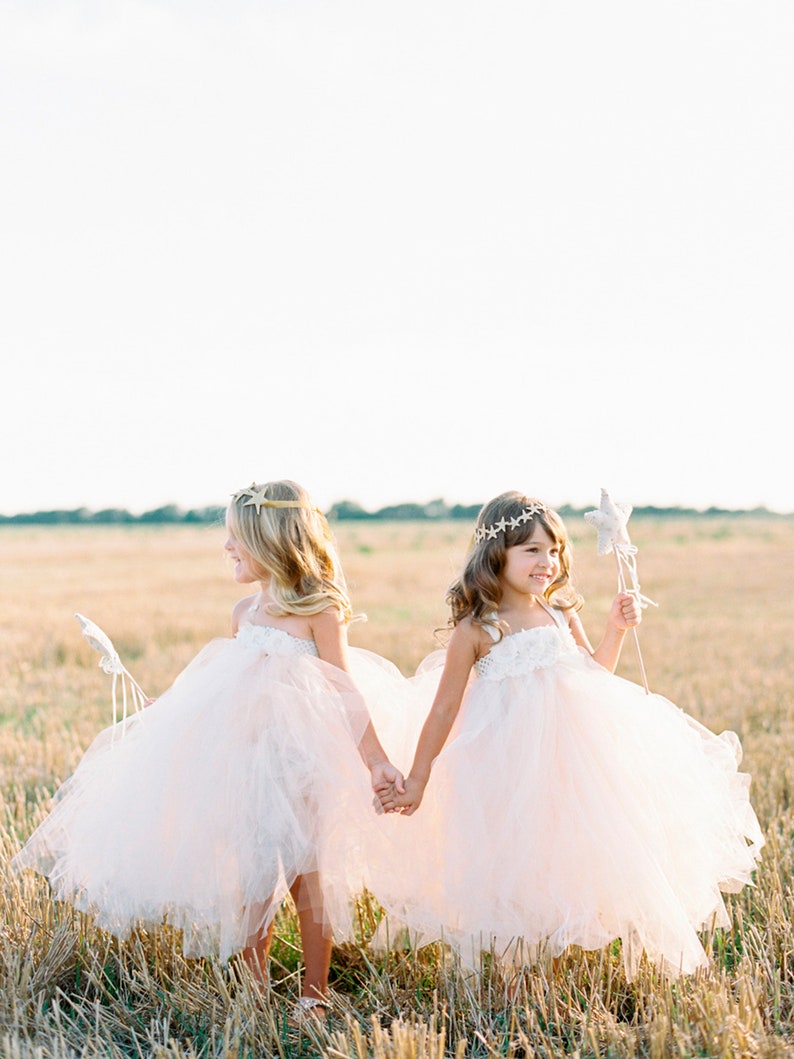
top-left (380, 619), bottom-right (480, 815)
top-left (568, 592), bottom-right (641, 673)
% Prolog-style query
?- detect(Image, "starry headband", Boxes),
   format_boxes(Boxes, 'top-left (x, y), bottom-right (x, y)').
top-left (232, 484), bottom-right (322, 517)
top-left (473, 501), bottom-right (547, 544)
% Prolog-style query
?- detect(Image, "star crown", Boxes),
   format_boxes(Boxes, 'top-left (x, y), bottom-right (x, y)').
top-left (473, 501), bottom-right (547, 544)
top-left (232, 484), bottom-right (318, 516)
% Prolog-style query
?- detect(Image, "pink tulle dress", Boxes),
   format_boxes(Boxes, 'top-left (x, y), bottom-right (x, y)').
top-left (13, 623), bottom-right (401, 960)
top-left (370, 603), bottom-right (764, 977)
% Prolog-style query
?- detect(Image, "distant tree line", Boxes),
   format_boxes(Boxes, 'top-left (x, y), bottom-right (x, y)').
top-left (0, 499), bottom-right (785, 526)
top-left (0, 505), bottom-right (227, 526)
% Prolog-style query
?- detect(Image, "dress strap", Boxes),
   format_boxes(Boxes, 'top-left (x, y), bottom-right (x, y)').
top-left (483, 612), bottom-right (501, 642)
top-left (537, 599), bottom-right (568, 629)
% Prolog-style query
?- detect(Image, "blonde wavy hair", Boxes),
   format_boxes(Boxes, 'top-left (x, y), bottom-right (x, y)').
top-left (447, 491), bottom-right (582, 638)
top-left (226, 479), bottom-right (354, 622)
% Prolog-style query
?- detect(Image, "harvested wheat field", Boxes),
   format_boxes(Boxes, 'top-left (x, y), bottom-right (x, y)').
top-left (1, 516), bottom-right (793, 1058)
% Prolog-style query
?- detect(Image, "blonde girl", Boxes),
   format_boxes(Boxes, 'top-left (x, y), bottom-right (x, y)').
top-left (15, 479), bottom-right (403, 1017)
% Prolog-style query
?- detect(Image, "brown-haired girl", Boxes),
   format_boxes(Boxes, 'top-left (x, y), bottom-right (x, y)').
top-left (377, 491), bottom-right (763, 978)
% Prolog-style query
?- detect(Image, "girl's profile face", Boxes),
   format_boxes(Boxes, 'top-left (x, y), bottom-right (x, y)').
top-left (501, 524), bottom-right (561, 600)
top-left (224, 525), bottom-right (260, 585)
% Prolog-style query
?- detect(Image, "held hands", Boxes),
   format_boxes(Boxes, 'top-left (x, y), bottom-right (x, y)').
top-left (609, 592), bottom-right (642, 631)
top-left (370, 761), bottom-right (405, 814)
top-left (376, 775), bottom-right (427, 816)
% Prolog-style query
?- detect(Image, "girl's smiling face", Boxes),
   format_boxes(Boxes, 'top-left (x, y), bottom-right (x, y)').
top-left (224, 527), bottom-right (260, 585)
top-left (501, 524), bottom-right (561, 600)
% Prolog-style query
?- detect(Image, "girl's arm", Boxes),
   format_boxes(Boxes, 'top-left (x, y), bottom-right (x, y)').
top-left (379, 619), bottom-right (480, 816)
top-left (568, 592), bottom-right (641, 673)
top-left (310, 607), bottom-right (404, 795)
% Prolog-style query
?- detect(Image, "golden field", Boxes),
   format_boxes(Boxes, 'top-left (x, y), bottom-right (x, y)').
top-left (1, 516), bottom-right (793, 1058)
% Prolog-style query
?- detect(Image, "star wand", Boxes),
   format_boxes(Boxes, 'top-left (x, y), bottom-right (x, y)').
top-left (584, 489), bottom-right (657, 694)
top-left (74, 613), bottom-right (149, 731)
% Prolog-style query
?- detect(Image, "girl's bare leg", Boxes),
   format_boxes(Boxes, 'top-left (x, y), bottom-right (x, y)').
top-left (290, 873), bottom-right (332, 1005)
top-left (241, 916), bottom-right (275, 987)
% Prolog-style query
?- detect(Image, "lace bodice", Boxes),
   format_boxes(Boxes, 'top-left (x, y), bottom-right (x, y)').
top-left (475, 611), bottom-right (577, 680)
top-left (235, 623), bottom-right (319, 658)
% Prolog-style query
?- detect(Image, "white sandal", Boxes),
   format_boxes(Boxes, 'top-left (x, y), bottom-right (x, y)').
top-left (292, 996), bottom-right (330, 1021)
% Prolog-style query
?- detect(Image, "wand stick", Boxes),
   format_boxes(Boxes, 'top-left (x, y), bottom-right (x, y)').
top-left (613, 548), bottom-right (651, 694)
top-left (584, 489), bottom-right (656, 696)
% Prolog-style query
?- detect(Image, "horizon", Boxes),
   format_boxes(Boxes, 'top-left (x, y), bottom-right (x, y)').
top-left (2, 495), bottom-right (791, 521)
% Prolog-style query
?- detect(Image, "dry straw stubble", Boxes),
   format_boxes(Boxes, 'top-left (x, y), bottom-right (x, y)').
top-left (1, 517), bottom-right (793, 1057)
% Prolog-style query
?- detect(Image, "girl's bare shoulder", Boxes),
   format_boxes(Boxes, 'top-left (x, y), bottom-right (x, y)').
top-left (307, 605), bottom-right (345, 634)
top-left (451, 614), bottom-right (496, 660)
top-left (230, 594), bottom-right (256, 634)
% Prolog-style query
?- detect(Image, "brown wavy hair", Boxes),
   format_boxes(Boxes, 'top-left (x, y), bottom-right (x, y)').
top-left (226, 479), bottom-right (354, 622)
top-left (446, 491), bottom-right (582, 639)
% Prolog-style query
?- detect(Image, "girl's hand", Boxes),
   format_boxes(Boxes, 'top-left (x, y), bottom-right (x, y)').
top-left (608, 592), bottom-right (642, 631)
top-left (378, 775), bottom-right (427, 816)
top-left (370, 761), bottom-right (405, 798)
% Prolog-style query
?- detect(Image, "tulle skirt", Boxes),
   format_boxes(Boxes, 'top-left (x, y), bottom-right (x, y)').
top-left (370, 648), bottom-right (764, 977)
top-left (13, 638), bottom-right (404, 960)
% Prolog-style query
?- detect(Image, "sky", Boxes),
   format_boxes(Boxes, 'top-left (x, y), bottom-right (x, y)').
top-left (2, 0), bottom-right (792, 516)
